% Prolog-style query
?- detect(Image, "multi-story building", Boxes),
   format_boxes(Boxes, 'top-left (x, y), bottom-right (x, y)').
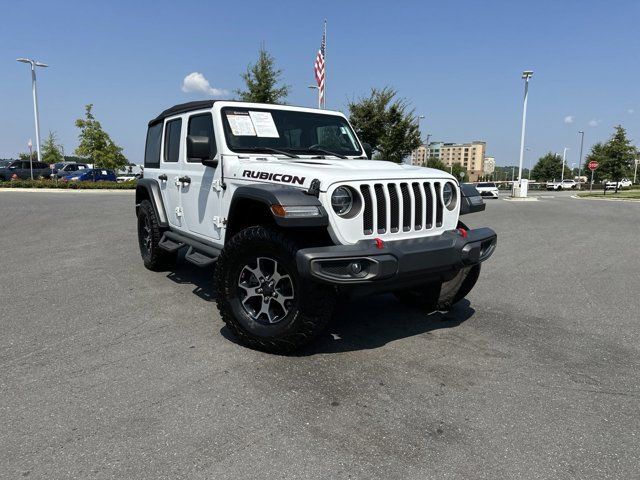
top-left (483, 156), bottom-right (495, 178)
top-left (409, 145), bottom-right (428, 166)
top-left (411, 141), bottom-right (488, 182)
top-left (439, 141), bottom-right (486, 182)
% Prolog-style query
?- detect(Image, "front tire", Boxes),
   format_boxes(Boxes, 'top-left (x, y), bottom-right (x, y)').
top-left (215, 226), bottom-right (336, 354)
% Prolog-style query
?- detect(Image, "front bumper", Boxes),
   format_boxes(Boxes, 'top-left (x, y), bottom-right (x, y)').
top-left (296, 227), bottom-right (497, 291)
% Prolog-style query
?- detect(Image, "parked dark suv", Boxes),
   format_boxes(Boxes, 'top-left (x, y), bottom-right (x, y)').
top-left (0, 160), bottom-right (51, 180)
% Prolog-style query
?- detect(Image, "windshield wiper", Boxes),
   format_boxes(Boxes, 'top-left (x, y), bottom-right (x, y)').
top-left (241, 147), bottom-right (299, 158)
top-left (290, 148), bottom-right (347, 159)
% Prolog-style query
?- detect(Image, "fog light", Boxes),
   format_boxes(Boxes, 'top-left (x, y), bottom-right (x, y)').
top-left (350, 262), bottom-right (362, 275)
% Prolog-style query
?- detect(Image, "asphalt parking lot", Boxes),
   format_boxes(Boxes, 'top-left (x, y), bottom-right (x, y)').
top-left (1, 190), bottom-right (638, 479)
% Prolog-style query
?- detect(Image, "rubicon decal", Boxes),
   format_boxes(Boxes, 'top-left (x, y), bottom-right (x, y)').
top-left (242, 170), bottom-right (305, 185)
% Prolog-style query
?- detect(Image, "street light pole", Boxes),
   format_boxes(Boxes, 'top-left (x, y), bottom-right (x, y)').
top-left (17, 58), bottom-right (48, 164)
top-left (516, 70), bottom-right (533, 197)
top-left (561, 147), bottom-right (569, 182)
top-left (577, 130), bottom-right (585, 189)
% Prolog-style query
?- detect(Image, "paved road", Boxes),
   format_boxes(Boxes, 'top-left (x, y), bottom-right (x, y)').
top-left (1, 191), bottom-right (638, 479)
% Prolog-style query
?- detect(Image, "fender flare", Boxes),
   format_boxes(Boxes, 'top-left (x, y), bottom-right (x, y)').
top-left (136, 178), bottom-right (169, 227)
top-left (229, 184), bottom-right (329, 228)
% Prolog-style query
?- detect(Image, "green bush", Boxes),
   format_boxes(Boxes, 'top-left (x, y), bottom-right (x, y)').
top-left (0, 179), bottom-right (136, 189)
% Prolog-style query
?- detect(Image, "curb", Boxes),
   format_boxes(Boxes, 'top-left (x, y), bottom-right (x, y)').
top-left (571, 195), bottom-right (640, 203)
top-left (0, 188), bottom-right (134, 194)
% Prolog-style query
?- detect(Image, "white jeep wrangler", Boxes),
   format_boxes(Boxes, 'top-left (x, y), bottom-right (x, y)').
top-left (136, 101), bottom-right (497, 353)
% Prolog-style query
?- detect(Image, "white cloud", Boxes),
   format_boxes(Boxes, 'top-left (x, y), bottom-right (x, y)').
top-left (588, 118), bottom-right (601, 127)
top-left (563, 115), bottom-right (574, 124)
top-left (628, 109), bottom-right (635, 114)
top-left (181, 72), bottom-right (228, 97)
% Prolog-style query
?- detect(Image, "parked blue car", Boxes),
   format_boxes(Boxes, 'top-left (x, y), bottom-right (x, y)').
top-left (61, 168), bottom-right (117, 182)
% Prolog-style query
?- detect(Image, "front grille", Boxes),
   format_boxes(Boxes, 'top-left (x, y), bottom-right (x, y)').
top-left (359, 181), bottom-right (447, 236)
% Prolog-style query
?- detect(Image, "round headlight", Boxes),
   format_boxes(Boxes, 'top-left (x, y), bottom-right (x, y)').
top-left (443, 183), bottom-right (454, 208)
top-left (331, 187), bottom-right (354, 216)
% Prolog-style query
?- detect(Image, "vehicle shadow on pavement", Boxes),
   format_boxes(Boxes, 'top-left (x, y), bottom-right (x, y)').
top-left (162, 260), bottom-right (475, 354)
top-left (165, 262), bottom-right (217, 303)
top-left (295, 296), bottom-right (475, 355)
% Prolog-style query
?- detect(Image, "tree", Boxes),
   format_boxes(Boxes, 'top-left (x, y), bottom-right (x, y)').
top-left (235, 45), bottom-right (289, 104)
top-left (41, 131), bottom-right (64, 165)
top-left (75, 104), bottom-right (127, 170)
top-left (531, 152), bottom-right (570, 181)
top-left (585, 126), bottom-right (636, 191)
top-left (348, 87), bottom-right (421, 163)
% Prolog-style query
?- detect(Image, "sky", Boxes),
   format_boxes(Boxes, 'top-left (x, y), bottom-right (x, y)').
top-left (1, 0), bottom-right (639, 168)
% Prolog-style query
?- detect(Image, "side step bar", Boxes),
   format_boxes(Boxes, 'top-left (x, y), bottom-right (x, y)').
top-left (159, 231), bottom-right (221, 267)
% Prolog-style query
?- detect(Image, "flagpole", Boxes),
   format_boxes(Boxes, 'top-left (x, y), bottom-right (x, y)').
top-left (323, 19), bottom-right (326, 109)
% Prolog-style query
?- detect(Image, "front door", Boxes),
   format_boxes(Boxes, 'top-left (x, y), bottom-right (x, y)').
top-left (159, 117), bottom-right (184, 229)
top-left (180, 112), bottom-right (222, 241)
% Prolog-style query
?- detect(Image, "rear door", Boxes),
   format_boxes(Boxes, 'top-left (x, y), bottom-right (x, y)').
top-left (180, 112), bottom-right (222, 241)
top-left (160, 117), bottom-right (185, 229)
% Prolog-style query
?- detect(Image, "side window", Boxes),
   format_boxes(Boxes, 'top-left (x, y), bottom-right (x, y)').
top-left (164, 118), bottom-right (182, 163)
top-left (187, 113), bottom-right (216, 162)
top-left (144, 123), bottom-right (162, 168)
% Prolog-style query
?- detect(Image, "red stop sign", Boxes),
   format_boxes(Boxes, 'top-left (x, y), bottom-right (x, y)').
top-left (588, 161), bottom-right (599, 171)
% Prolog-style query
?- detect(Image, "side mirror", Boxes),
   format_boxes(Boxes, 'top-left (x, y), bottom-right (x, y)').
top-left (362, 142), bottom-right (373, 159)
top-left (187, 135), bottom-right (218, 167)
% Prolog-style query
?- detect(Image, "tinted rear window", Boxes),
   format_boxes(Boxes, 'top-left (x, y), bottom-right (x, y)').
top-left (164, 119), bottom-right (182, 163)
top-left (144, 123), bottom-right (163, 169)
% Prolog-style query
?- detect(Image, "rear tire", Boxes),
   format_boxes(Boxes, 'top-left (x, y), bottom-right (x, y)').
top-left (137, 199), bottom-right (176, 271)
top-left (215, 226), bottom-right (336, 354)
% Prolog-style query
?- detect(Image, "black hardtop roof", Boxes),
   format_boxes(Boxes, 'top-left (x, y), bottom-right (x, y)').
top-left (148, 100), bottom-right (218, 126)
top-left (148, 100), bottom-right (337, 127)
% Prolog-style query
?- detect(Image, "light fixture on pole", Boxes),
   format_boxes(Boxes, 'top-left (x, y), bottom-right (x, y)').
top-left (17, 58), bottom-right (48, 164)
top-left (515, 70), bottom-right (533, 197)
top-left (561, 147), bottom-right (569, 182)
top-left (577, 130), bottom-right (585, 189)
top-left (308, 85), bottom-right (321, 109)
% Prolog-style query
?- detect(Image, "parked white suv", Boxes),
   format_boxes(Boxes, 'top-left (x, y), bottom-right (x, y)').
top-left (135, 101), bottom-right (497, 352)
top-left (546, 179), bottom-right (577, 190)
top-left (474, 182), bottom-right (499, 199)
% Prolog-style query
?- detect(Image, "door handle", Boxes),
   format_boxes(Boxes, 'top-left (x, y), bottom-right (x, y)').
top-left (158, 174), bottom-right (167, 181)
top-left (178, 176), bottom-right (191, 185)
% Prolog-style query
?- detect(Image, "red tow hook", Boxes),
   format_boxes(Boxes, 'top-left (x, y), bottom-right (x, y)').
top-left (374, 238), bottom-right (385, 249)
top-left (457, 227), bottom-right (468, 239)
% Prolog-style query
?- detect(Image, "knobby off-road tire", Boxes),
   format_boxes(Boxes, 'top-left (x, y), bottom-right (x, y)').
top-left (137, 199), bottom-right (176, 271)
top-left (394, 221), bottom-right (481, 312)
top-left (215, 226), bottom-right (336, 354)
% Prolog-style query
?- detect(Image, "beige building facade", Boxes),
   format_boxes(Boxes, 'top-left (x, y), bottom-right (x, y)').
top-left (439, 142), bottom-right (486, 182)
top-left (483, 156), bottom-right (495, 178)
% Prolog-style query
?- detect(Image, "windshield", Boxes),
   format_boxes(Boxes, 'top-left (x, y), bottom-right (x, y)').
top-left (221, 107), bottom-right (363, 157)
top-left (0, 160), bottom-right (11, 168)
top-left (477, 183), bottom-right (495, 188)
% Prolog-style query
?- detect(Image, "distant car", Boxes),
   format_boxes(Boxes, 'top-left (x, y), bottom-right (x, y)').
top-left (116, 173), bottom-right (143, 183)
top-left (0, 160), bottom-right (51, 180)
top-left (52, 162), bottom-right (89, 178)
top-left (475, 182), bottom-right (499, 198)
top-left (546, 179), bottom-right (576, 190)
top-left (605, 178), bottom-right (632, 190)
top-left (60, 168), bottom-right (117, 182)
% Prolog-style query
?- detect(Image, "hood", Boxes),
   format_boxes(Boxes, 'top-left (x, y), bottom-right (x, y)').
top-left (234, 157), bottom-right (457, 191)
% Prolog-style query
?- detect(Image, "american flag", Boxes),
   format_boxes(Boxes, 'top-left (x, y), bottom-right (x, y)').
top-left (314, 22), bottom-right (326, 108)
